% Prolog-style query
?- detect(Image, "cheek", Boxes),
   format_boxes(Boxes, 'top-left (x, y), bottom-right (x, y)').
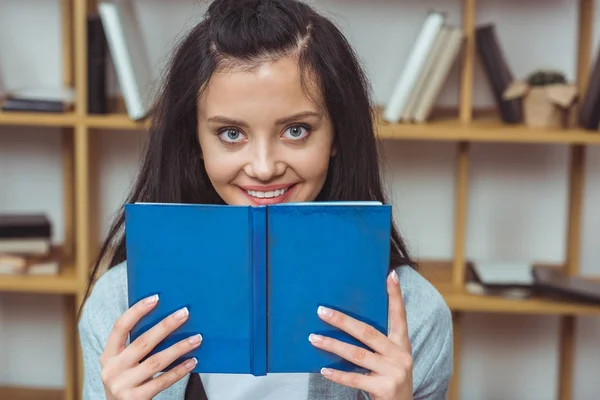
top-left (198, 135), bottom-right (239, 187)
top-left (202, 153), bottom-right (238, 187)
top-left (290, 145), bottom-right (332, 182)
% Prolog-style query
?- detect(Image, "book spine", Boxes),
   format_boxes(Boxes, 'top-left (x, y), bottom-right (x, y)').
top-left (250, 206), bottom-right (267, 376)
top-left (382, 11), bottom-right (445, 123)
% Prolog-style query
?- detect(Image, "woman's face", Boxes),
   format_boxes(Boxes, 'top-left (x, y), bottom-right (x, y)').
top-left (197, 55), bottom-right (335, 206)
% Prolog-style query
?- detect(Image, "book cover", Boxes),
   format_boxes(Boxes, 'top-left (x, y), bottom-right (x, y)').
top-left (266, 202), bottom-right (390, 373)
top-left (125, 201), bottom-right (390, 376)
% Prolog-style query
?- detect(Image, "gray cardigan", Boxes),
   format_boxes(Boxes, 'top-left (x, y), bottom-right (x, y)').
top-left (79, 262), bottom-right (453, 399)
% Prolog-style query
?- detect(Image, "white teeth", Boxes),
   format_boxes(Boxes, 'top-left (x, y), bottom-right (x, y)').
top-left (246, 188), bottom-right (288, 199)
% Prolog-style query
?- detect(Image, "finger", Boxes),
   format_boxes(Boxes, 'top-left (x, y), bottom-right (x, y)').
top-left (125, 333), bottom-right (202, 386)
top-left (320, 367), bottom-right (384, 394)
top-left (119, 306), bottom-right (190, 367)
top-left (387, 269), bottom-right (411, 352)
top-left (317, 305), bottom-right (396, 356)
top-left (134, 357), bottom-right (198, 399)
top-left (104, 294), bottom-right (160, 358)
top-left (308, 333), bottom-right (395, 375)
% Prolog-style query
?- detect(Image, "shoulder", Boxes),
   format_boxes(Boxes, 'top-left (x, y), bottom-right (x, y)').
top-left (394, 265), bottom-right (453, 399)
top-left (78, 261), bottom-right (130, 344)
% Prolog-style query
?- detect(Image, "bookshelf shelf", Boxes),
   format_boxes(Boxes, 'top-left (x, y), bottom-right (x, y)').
top-left (85, 113), bottom-right (148, 130)
top-left (0, 262), bottom-right (78, 294)
top-left (419, 262), bottom-right (600, 316)
top-left (377, 118), bottom-right (600, 145)
top-left (0, 111), bottom-right (77, 127)
top-left (0, 387), bottom-right (63, 400)
top-left (444, 289), bottom-right (600, 315)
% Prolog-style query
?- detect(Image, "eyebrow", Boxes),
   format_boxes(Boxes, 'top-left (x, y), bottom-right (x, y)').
top-left (206, 111), bottom-right (322, 127)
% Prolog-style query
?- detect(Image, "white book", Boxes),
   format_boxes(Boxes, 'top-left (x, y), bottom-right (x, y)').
top-left (413, 28), bottom-right (464, 123)
top-left (99, 0), bottom-right (153, 120)
top-left (401, 27), bottom-right (449, 122)
top-left (472, 261), bottom-right (534, 286)
top-left (382, 11), bottom-right (445, 123)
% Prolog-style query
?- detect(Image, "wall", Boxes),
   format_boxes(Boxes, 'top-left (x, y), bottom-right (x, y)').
top-left (0, 0), bottom-right (599, 398)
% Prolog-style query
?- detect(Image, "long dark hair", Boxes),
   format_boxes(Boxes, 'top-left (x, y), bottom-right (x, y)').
top-left (83, 0), bottom-right (415, 304)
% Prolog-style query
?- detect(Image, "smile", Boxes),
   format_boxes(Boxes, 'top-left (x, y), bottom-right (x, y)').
top-left (239, 184), bottom-right (296, 205)
top-left (246, 188), bottom-right (288, 199)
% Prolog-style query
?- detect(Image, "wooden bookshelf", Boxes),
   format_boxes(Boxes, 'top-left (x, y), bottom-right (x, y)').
top-left (0, 0), bottom-right (598, 399)
top-left (0, 111), bottom-right (77, 127)
top-left (0, 387), bottom-right (63, 400)
top-left (376, 116), bottom-right (600, 145)
top-left (85, 113), bottom-right (148, 130)
top-left (0, 262), bottom-right (78, 294)
top-left (419, 262), bottom-right (600, 316)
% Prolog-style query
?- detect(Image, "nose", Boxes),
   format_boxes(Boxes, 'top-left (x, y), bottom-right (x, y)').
top-left (244, 139), bottom-right (284, 181)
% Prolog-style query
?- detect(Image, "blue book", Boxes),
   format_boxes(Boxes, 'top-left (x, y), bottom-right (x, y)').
top-left (125, 201), bottom-right (391, 376)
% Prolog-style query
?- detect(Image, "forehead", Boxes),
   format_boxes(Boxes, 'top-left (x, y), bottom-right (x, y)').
top-left (198, 56), bottom-right (324, 116)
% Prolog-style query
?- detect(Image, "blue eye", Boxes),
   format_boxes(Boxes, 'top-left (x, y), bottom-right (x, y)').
top-left (282, 125), bottom-right (310, 140)
top-left (218, 129), bottom-right (246, 143)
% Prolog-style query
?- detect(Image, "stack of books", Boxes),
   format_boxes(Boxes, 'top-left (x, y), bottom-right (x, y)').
top-left (0, 213), bottom-right (60, 276)
top-left (382, 11), bottom-right (465, 124)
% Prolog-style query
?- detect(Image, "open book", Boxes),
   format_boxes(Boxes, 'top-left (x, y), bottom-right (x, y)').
top-left (124, 201), bottom-right (391, 376)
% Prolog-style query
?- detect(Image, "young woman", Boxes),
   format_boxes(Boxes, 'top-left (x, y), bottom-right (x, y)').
top-left (78, 0), bottom-right (453, 399)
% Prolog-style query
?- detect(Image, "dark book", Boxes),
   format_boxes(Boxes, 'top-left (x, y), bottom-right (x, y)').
top-left (465, 260), bottom-right (600, 305)
top-left (88, 15), bottom-right (108, 114)
top-left (533, 267), bottom-right (600, 305)
top-left (578, 42), bottom-right (600, 130)
top-left (475, 24), bottom-right (523, 124)
top-left (0, 88), bottom-right (74, 113)
top-left (0, 214), bottom-right (51, 239)
top-left (1, 98), bottom-right (68, 113)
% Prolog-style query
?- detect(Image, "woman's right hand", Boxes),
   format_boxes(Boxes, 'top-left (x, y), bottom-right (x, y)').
top-left (99, 294), bottom-right (202, 399)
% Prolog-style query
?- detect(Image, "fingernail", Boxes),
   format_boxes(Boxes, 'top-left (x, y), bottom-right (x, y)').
top-left (188, 334), bottom-right (202, 345)
top-left (391, 270), bottom-right (399, 284)
top-left (184, 357), bottom-right (197, 369)
top-left (321, 367), bottom-right (333, 376)
top-left (144, 294), bottom-right (159, 305)
top-left (317, 306), bottom-right (333, 318)
top-left (174, 307), bottom-right (189, 320)
top-left (308, 333), bottom-right (323, 343)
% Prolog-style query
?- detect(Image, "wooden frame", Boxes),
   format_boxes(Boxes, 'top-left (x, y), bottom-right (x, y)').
top-left (0, 0), bottom-right (598, 399)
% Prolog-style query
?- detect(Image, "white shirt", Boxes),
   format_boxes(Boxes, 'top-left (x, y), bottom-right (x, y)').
top-left (201, 373), bottom-right (309, 400)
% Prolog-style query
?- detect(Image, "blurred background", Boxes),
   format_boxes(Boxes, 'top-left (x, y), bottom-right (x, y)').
top-left (0, 0), bottom-right (599, 399)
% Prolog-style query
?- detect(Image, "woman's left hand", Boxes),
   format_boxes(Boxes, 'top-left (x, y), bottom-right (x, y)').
top-left (309, 270), bottom-right (413, 400)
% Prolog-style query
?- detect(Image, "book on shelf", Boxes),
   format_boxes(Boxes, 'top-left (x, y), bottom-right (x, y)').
top-left (578, 38), bottom-right (600, 130)
top-left (88, 14), bottom-right (109, 114)
top-left (465, 260), bottom-right (533, 299)
top-left (0, 213), bottom-right (59, 275)
top-left (0, 213), bottom-right (52, 255)
top-left (124, 201), bottom-right (391, 376)
top-left (475, 24), bottom-right (523, 124)
top-left (0, 247), bottom-right (61, 275)
top-left (465, 260), bottom-right (600, 305)
top-left (382, 11), bottom-right (445, 123)
top-left (0, 87), bottom-right (75, 113)
top-left (98, 0), bottom-right (153, 121)
top-left (409, 25), bottom-right (464, 123)
top-left (382, 11), bottom-right (464, 124)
